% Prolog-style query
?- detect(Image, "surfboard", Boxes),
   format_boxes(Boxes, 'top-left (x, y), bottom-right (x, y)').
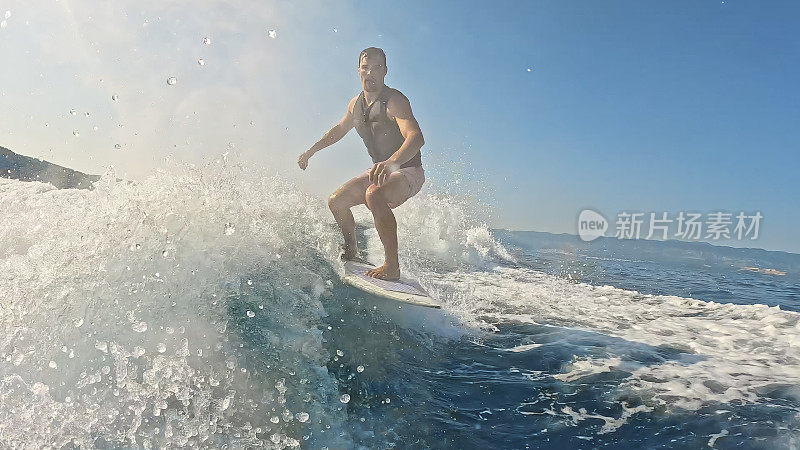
top-left (341, 260), bottom-right (441, 309)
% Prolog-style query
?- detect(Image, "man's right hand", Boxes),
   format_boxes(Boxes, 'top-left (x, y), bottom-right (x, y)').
top-left (297, 150), bottom-right (312, 170)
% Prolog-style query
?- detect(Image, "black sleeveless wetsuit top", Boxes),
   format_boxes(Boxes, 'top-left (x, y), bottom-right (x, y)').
top-left (352, 85), bottom-right (422, 169)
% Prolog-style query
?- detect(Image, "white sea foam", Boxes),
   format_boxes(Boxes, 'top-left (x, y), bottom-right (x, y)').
top-left (0, 152), bottom-right (517, 447)
top-left (554, 357), bottom-right (622, 382)
top-left (0, 161), bottom-right (353, 448)
top-left (5, 154), bottom-right (799, 445)
top-left (556, 403), bottom-right (653, 434)
top-left (429, 266), bottom-right (800, 413)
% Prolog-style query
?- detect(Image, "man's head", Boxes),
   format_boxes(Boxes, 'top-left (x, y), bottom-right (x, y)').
top-left (358, 47), bottom-right (387, 93)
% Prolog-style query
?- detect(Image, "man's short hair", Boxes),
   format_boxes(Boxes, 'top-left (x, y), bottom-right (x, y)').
top-left (358, 47), bottom-right (387, 67)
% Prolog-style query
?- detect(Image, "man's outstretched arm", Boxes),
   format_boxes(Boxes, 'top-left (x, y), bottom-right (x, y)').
top-left (298, 96), bottom-right (357, 170)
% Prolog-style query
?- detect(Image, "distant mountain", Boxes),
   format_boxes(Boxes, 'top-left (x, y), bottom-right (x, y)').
top-left (0, 146), bottom-right (98, 189)
top-left (492, 229), bottom-right (800, 273)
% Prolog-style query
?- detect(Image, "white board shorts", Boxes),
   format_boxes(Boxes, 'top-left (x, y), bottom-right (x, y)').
top-left (361, 165), bottom-right (425, 209)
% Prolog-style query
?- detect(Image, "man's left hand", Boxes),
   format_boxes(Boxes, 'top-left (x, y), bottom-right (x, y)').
top-left (369, 160), bottom-right (398, 186)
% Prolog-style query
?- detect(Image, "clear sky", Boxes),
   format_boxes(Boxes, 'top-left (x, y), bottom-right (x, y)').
top-left (1, 1), bottom-right (798, 252)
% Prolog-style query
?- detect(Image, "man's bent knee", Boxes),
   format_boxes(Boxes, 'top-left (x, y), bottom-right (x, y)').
top-left (328, 193), bottom-right (342, 212)
top-left (330, 191), bottom-right (362, 213)
top-left (365, 185), bottom-right (387, 211)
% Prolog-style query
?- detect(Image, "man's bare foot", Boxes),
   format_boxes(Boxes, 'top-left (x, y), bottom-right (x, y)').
top-left (364, 263), bottom-right (400, 281)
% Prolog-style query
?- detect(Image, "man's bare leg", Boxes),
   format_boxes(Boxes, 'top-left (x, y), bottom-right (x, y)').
top-left (328, 174), bottom-right (369, 260)
top-left (331, 207), bottom-right (358, 257)
top-left (363, 175), bottom-right (409, 281)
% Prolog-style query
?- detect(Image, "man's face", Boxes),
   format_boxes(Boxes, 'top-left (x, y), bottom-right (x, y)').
top-left (358, 54), bottom-right (387, 92)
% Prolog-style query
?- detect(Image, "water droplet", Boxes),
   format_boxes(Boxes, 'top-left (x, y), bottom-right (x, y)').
top-left (93, 125), bottom-right (98, 131)
top-left (73, 318), bottom-right (84, 327)
top-left (112, 94), bottom-right (118, 101)
top-left (69, 109), bottom-right (76, 115)
top-left (4, 10), bottom-right (10, 19)
top-left (340, 394), bottom-right (350, 404)
top-left (166, 76), bottom-right (177, 85)
top-left (270, 416), bottom-right (280, 424)
top-left (84, 111), bottom-right (90, 117)
top-left (357, 365), bottom-right (364, 373)
top-left (72, 130), bottom-right (80, 137)
top-left (203, 36), bottom-right (211, 45)
top-left (224, 223), bottom-right (235, 235)
top-left (157, 343), bottom-right (166, 353)
top-left (198, 58), bottom-right (205, 66)
top-left (296, 412), bottom-right (310, 423)
top-left (44, 122), bottom-right (49, 127)
top-left (132, 321), bottom-right (148, 333)
top-left (0, 20), bottom-right (6, 29)
top-left (246, 310), bottom-right (255, 318)
top-left (114, 144), bottom-right (121, 149)
top-left (268, 29), bottom-right (277, 39)
top-left (336, 350), bottom-right (344, 357)
top-left (49, 361), bottom-right (58, 369)
top-left (162, 250), bottom-right (169, 257)
top-left (385, 397), bottom-right (391, 403)
top-left (333, 27), bottom-right (338, 33)
top-left (258, 304), bottom-right (264, 310)
top-left (247, 279), bottom-right (253, 285)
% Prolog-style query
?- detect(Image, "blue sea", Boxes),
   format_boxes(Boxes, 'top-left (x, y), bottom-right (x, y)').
top-left (1, 162), bottom-right (799, 449)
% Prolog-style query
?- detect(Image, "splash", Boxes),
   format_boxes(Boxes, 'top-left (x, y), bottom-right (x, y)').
top-left (0, 159), bottom-right (353, 448)
top-left (0, 152), bottom-right (513, 447)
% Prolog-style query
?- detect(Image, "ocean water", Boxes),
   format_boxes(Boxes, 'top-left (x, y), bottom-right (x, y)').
top-left (2, 162), bottom-right (799, 449)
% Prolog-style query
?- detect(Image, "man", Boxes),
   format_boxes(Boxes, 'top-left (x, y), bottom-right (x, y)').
top-left (298, 47), bottom-right (425, 281)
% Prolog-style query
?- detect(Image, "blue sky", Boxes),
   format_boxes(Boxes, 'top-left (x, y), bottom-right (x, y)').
top-left (334, 0), bottom-right (800, 252)
top-left (1, 1), bottom-right (798, 251)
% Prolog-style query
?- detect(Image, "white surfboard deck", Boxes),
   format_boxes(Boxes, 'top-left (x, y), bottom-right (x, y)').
top-left (341, 260), bottom-right (441, 309)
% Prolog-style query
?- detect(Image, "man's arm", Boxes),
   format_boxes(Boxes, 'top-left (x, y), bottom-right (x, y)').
top-left (384, 92), bottom-right (424, 168)
top-left (369, 91), bottom-right (425, 184)
top-left (298, 96), bottom-right (357, 170)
